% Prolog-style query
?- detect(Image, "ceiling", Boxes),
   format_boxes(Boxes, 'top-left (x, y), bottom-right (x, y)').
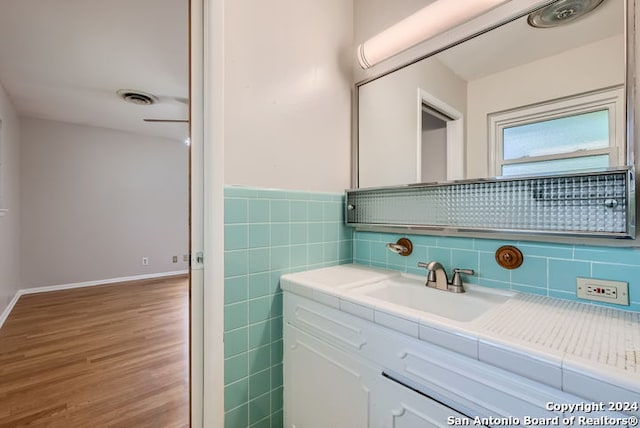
top-left (436, 0), bottom-right (623, 81)
top-left (358, 0), bottom-right (622, 83)
top-left (0, 0), bottom-right (189, 141)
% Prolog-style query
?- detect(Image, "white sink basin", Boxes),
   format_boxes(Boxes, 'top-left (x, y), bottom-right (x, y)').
top-left (353, 275), bottom-right (513, 322)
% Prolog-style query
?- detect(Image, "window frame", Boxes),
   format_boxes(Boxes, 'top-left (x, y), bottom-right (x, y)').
top-left (488, 86), bottom-right (626, 177)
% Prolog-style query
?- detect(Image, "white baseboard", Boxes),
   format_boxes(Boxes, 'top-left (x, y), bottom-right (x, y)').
top-left (20, 270), bottom-right (189, 295)
top-left (0, 291), bottom-right (21, 330)
top-left (0, 270), bottom-right (189, 330)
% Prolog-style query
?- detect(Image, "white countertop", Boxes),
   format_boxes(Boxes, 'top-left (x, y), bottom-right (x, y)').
top-left (477, 293), bottom-right (640, 374)
top-left (281, 264), bottom-right (640, 409)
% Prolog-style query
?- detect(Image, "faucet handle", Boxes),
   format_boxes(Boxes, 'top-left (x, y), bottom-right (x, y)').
top-left (418, 262), bottom-right (436, 286)
top-left (451, 268), bottom-right (475, 287)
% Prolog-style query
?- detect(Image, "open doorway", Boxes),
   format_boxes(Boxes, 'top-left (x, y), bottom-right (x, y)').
top-left (420, 105), bottom-right (449, 182)
top-left (417, 88), bottom-right (464, 181)
top-left (0, 0), bottom-right (192, 426)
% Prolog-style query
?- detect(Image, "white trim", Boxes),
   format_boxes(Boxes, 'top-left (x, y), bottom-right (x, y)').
top-left (416, 88), bottom-right (464, 182)
top-left (203, 0), bottom-right (225, 425)
top-left (0, 291), bottom-right (21, 329)
top-left (190, 0), bottom-right (206, 425)
top-left (0, 118), bottom-right (4, 211)
top-left (0, 270), bottom-right (188, 330)
top-left (20, 270), bottom-right (189, 295)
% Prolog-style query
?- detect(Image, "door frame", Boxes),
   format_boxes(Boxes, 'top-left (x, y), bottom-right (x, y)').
top-left (416, 88), bottom-right (464, 181)
top-left (190, 0), bottom-right (224, 426)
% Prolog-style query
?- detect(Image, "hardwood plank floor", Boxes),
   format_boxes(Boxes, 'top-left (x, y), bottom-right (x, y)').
top-left (0, 275), bottom-right (190, 428)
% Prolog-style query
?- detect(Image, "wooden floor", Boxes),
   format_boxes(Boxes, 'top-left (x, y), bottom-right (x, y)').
top-left (0, 275), bottom-right (190, 428)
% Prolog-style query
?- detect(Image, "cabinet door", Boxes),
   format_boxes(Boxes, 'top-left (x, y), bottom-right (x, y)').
top-left (284, 323), bottom-right (378, 428)
top-left (372, 374), bottom-right (471, 428)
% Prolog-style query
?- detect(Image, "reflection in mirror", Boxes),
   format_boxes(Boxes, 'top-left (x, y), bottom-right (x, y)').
top-left (357, 0), bottom-right (626, 188)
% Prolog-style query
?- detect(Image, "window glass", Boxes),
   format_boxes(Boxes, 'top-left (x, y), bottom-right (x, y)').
top-left (503, 109), bottom-right (609, 161)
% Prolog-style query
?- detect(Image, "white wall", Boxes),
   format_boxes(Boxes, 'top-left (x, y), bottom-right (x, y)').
top-left (421, 113), bottom-right (447, 182)
top-left (0, 82), bottom-right (21, 313)
top-left (358, 57), bottom-right (466, 187)
top-left (20, 117), bottom-right (189, 288)
top-left (466, 35), bottom-right (625, 178)
top-left (224, 0), bottom-right (353, 192)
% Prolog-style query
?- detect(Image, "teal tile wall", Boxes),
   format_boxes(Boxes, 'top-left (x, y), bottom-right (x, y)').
top-left (224, 186), bottom-right (353, 428)
top-left (353, 231), bottom-right (640, 312)
top-left (225, 186), bottom-right (639, 426)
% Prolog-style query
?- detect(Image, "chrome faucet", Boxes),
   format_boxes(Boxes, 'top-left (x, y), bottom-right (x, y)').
top-left (417, 261), bottom-right (475, 293)
top-left (423, 261), bottom-right (449, 290)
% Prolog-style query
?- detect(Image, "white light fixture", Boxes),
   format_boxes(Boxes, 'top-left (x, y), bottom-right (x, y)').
top-left (357, 0), bottom-right (510, 69)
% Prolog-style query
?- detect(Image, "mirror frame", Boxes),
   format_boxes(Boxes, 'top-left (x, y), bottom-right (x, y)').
top-left (352, 0), bottom-right (637, 190)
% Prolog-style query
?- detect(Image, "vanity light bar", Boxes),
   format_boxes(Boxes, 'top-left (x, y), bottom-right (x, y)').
top-left (345, 168), bottom-right (635, 239)
top-left (357, 0), bottom-right (510, 69)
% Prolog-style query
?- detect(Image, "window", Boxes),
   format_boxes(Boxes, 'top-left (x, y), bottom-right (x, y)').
top-left (489, 86), bottom-right (625, 177)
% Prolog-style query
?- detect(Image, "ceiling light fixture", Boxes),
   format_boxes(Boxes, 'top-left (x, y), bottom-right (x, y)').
top-left (357, 0), bottom-right (510, 69)
top-left (527, 0), bottom-right (605, 28)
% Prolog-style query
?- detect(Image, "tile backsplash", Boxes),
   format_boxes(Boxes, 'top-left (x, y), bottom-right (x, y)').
top-left (353, 231), bottom-right (640, 312)
top-left (224, 186), bottom-right (352, 428)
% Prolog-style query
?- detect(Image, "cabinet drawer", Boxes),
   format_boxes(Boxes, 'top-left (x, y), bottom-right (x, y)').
top-left (363, 324), bottom-right (566, 422)
top-left (285, 295), bottom-right (369, 352)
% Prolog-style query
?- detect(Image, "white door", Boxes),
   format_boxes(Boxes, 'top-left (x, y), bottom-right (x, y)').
top-left (284, 323), bottom-right (378, 428)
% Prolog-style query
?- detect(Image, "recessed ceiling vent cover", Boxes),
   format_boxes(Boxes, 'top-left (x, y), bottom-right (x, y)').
top-left (117, 89), bottom-right (158, 105)
top-left (528, 0), bottom-right (605, 28)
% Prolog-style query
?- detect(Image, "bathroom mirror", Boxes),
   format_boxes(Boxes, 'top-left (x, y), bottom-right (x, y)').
top-left (356, 0), bottom-right (631, 188)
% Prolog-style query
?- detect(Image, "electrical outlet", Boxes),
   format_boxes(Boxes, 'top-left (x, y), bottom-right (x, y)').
top-left (183, 254), bottom-right (189, 262)
top-left (576, 277), bottom-right (629, 306)
top-left (172, 256), bottom-right (178, 263)
top-left (142, 256), bottom-right (149, 266)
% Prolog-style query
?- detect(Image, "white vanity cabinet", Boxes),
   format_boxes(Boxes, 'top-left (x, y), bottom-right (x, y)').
top-left (283, 290), bottom-right (634, 428)
top-left (284, 322), bottom-right (467, 428)
top-left (282, 293), bottom-right (507, 427)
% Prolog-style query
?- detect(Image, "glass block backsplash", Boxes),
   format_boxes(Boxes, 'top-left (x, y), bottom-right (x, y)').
top-left (346, 168), bottom-right (635, 238)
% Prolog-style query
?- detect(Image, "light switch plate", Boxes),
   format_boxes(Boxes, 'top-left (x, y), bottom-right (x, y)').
top-left (576, 277), bottom-right (629, 306)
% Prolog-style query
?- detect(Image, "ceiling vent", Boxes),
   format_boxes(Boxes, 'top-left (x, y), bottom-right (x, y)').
top-left (117, 89), bottom-right (158, 105)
